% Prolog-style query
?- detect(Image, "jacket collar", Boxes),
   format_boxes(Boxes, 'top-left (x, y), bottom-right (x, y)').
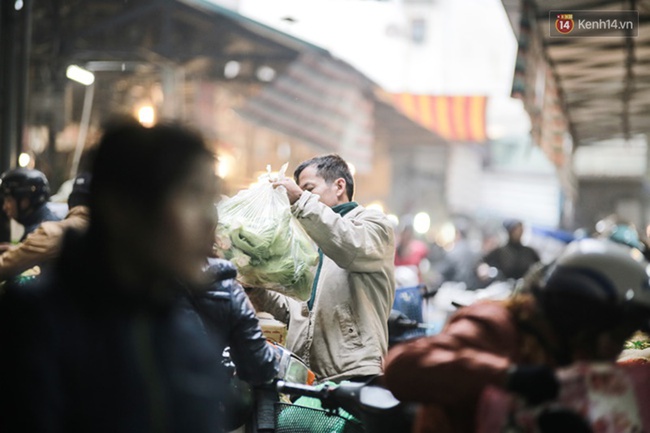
top-left (332, 201), bottom-right (358, 216)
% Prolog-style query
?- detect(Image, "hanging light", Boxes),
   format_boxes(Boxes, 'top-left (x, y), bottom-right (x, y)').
top-left (413, 212), bottom-right (431, 235)
top-left (66, 65), bottom-right (95, 86)
top-left (137, 105), bottom-right (155, 127)
top-left (18, 152), bottom-right (31, 168)
top-left (256, 65), bottom-right (276, 82)
top-left (224, 61), bottom-right (241, 79)
top-left (217, 153), bottom-right (236, 179)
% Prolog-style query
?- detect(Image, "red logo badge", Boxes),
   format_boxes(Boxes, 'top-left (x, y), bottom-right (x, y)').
top-left (555, 14), bottom-right (574, 34)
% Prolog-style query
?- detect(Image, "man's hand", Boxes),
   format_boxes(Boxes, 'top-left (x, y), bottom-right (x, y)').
top-left (272, 177), bottom-right (303, 205)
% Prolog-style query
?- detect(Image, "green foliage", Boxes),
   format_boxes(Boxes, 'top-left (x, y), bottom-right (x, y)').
top-left (216, 180), bottom-right (318, 301)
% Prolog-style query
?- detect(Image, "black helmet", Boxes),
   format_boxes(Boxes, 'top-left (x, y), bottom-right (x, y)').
top-left (539, 238), bottom-right (650, 309)
top-left (0, 168), bottom-right (51, 210)
top-left (530, 238), bottom-right (650, 346)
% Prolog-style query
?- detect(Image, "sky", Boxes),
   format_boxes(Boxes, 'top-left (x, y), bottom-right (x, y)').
top-left (236, 0), bottom-right (531, 138)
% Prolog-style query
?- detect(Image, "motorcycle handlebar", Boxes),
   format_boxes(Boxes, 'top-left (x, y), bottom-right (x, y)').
top-left (276, 379), bottom-right (413, 433)
top-left (276, 379), bottom-right (402, 412)
top-left (275, 380), bottom-right (330, 400)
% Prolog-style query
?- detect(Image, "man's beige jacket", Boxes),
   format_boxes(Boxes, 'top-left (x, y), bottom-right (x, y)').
top-left (248, 192), bottom-right (396, 382)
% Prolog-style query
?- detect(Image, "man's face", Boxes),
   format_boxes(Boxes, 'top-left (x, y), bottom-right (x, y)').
top-left (509, 224), bottom-right (523, 243)
top-left (140, 156), bottom-right (219, 285)
top-left (2, 196), bottom-right (18, 220)
top-left (297, 165), bottom-right (343, 208)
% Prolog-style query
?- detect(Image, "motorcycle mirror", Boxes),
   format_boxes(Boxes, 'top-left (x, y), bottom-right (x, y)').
top-left (333, 383), bottom-right (402, 415)
top-left (359, 386), bottom-right (402, 411)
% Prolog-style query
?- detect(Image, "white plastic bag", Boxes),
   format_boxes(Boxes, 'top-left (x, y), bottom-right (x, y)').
top-left (215, 164), bottom-right (319, 301)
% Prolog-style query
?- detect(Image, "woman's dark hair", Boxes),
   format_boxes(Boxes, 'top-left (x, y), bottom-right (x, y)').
top-left (90, 121), bottom-right (214, 223)
top-left (293, 154), bottom-right (354, 201)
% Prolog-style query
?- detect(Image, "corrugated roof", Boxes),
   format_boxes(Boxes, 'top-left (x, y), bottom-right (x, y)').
top-left (178, 0), bottom-right (331, 55)
top-left (506, 0), bottom-right (650, 145)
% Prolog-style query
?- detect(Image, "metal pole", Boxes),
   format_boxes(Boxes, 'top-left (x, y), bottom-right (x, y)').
top-left (17, 0), bottom-right (32, 158)
top-left (0, 1), bottom-right (21, 173)
top-left (0, 0), bottom-right (28, 242)
top-left (69, 82), bottom-right (95, 179)
top-left (0, 2), bottom-right (8, 243)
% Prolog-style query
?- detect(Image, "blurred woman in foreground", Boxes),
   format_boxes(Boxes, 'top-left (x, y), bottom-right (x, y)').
top-left (0, 121), bottom-right (228, 433)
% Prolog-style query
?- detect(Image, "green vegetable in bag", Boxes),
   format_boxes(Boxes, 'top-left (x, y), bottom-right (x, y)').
top-left (215, 164), bottom-right (318, 301)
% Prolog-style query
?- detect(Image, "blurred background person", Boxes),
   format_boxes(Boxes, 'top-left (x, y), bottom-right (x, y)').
top-left (0, 120), bottom-right (228, 433)
top-left (477, 218), bottom-right (540, 285)
top-left (395, 220), bottom-right (430, 284)
top-left (435, 222), bottom-right (481, 291)
top-left (0, 168), bottom-right (60, 244)
top-left (594, 214), bottom-right (650, 260)
top-left (0, 172), bottom-right (91, 283)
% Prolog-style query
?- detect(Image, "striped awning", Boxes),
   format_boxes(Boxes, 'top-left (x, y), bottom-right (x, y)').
top-left (390, 94), bottom-right (488, 142)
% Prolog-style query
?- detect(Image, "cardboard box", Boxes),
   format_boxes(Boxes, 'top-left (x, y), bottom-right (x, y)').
top-left (257, 311), bottom-right (288, 346)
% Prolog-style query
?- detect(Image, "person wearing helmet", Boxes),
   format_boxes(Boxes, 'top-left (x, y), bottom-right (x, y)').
top-left (384, 237), bottom-right (650, 433)
top-left (0, 172), bottom-right (91, 283)
top-left (595, 218), bottom-right (650, 263)
top-left (0, 168), bottom-right (61, 242)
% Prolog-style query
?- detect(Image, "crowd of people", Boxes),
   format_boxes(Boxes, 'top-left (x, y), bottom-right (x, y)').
top-left (0, 117), bottom-right (648, 433)
top-left (385, 238), bottom-right (650, 433)
top-left (393, 217), bottom-right (542, 292)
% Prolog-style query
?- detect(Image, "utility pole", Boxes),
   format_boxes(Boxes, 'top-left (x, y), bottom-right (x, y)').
top-left (0, 0), bottom-right (32, 242)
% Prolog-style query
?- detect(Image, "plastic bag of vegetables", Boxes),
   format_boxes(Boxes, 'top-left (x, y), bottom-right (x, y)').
top-left (215, 164), bottom-right (319, 302)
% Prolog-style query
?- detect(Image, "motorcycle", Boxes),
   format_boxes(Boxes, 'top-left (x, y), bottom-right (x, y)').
top-left (234, 341), bottom-right (318, 433)
top-left (236, 343), bottom-right (414, 433)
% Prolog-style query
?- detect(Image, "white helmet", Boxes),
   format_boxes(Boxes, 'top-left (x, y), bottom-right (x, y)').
top-left (540, 238), bottom-right (650, 312)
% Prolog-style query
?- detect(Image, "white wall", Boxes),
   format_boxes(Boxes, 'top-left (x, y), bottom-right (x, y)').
top-left (573, 135), bottom-right (647, 178)
top-left (446, 144), bottom-right (561, 227)
top-left (401, 0), bottom-right (517, 96)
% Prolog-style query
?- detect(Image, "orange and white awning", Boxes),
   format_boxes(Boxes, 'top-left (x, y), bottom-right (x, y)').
top-left (390, 94), bottom-right (488, 143)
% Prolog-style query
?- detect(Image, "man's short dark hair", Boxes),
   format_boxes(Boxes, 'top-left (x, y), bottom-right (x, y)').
top-left (293, 154), bottom-right (354, 201)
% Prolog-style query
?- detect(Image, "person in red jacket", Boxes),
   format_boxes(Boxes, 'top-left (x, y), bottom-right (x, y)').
top-left (394, 222), bottom-right (429, 284)
top-left (384, 237), bottom-right (650, 433)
